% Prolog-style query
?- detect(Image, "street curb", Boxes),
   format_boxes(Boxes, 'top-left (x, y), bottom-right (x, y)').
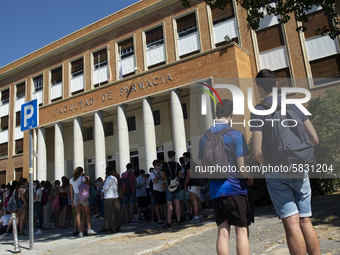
top-left (135, 225), bottom-right (216, 255)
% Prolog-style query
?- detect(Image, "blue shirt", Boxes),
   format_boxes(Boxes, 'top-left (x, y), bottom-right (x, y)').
top-left (198, 124), bottom-right (250, 199)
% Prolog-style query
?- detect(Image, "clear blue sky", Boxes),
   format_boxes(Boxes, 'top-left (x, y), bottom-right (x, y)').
top-left (0, 0), bottom-right (139, 68)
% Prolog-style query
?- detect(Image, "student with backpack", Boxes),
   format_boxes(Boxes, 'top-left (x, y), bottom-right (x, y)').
top-left (161, 151), bottom-right (182, 228)
top-left (198, 99), bottom-right (254, 255)
top-left (120, 163), bottom-right (137, 223)
top-left (251, 69), bottom-right (320, 255)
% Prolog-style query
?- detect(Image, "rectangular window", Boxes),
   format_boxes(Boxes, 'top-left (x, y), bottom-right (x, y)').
top-left (84, 127), bottom-right (93, 141)
top-left (127, 116), bottom-right (136, 131)
top-left (51, 67), bottom-right (62, 85)
top-left (104, 122), bottom-right (114, 136)
top-left (118, 38), bottom-right (135, 78)
top-left (71, 58), bottom-right (84, 77)
top-left (303, 9), bottom-right (340, 85)
top-left (1, 116), bottom-right (8, 131)
top-left (1, 89), bottom-right (9, 104)
top-left (0, 143), bottom-right (8, 157)
top-left (33, 75), bottom-right (43, 92)
top-left (16, 112), bottom-right (21, 127)
top-left (211, 1), bottom-right (238, 46)
top-left (15, 139), bottom-right (23, 154)
top-left (146, 26), bottom-right (166, 69)
top-left (176, 13), bottom-right (200, 58)
top-left (153, 110), bottom-right (161, 126)
top-left (274, 68), bottom-right (292, 88)
top-left (15, 167), bottom-right (23, 181)
top-left (256, 24), bottom-right (284, 52)
top-left (16, 82), bottom-right (25, 99)
top-left (93, 49), bottom-right (108, 87)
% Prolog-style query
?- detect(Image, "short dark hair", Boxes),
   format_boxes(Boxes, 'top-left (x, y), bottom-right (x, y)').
top-left (255, 69), bottom-right (277, 93)
top-left (216, 99), bottom-right (233, 119)
top-left (183, 152), bottom-right (191, 159)
top-left (139, 169), bottom-right (145, 175)
top-left (1, 184), bottom-right (5, 189)
top-left (126, 163), bottom-right (133, 170)
top-left (167, 150), bottom-right (176, 158)
top-left (179, 157), bottom-right (184, 165)
top-left (152, 159), bottom-right (159, 167)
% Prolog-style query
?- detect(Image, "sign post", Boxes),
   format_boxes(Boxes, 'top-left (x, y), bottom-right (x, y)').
top-left (21, 99), bottom-right (39, 250)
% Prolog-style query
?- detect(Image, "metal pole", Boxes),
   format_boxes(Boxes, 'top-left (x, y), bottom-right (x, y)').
top-left (29, 129), bottom-right (34, 249)
top-left (11, 212), bottom-right (21, 253)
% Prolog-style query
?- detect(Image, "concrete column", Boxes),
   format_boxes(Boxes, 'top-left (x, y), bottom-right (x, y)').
top-left (73, 117), bottom-right (84, 169)
top-left (170, 90), bottom-right (187, 162)
top-left (37, 128), bottom-right (47, 181)
top-left (94, 111), bottom-right (106, 179)
top-left (54, 122), bottom-right (65, 181)
top-left (142, 97), bottom-right (157, 170)
top-left (117, 105), bottom-right (130, 175)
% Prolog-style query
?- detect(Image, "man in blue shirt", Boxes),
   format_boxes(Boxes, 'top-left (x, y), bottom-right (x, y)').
top-left (198, 99), bottom-right (254, 255)
top-left (251, 69), bottom-right (320, 255)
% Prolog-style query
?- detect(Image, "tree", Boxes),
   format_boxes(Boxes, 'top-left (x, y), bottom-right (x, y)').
top-left (180, 0), bottom-right (340, 39)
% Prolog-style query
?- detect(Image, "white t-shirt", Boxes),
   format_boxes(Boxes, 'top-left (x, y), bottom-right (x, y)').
top-left (36, 188), bottom-right (42, 202)
top-left (70, 176), bottom-right (86, 194)
top-left (150, 170), bottom-right (165, 192)
top-left (103, 175), bottom-right (118, 199)
top-left (0, 214), bottom-right (10, 226)
top-left (136, 176), bottom-right (147, 197)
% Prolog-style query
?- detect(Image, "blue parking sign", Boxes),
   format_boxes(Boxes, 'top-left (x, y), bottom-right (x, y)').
top-left (21, 99), bottom-right (39, 131)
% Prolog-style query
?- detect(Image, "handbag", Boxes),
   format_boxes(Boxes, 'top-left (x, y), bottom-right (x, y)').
top-left (167, 162), bottom-right (179, 193)
top-left (52, 195), bottom-right (60, 211)
top-left (78, 182), bottom-right (90, 202)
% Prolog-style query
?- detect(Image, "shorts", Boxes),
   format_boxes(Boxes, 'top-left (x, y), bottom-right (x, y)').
top-left (137, 196), bottom-right (150, 208)
top-left (166, 189), bottom-right (180, 202)
top-left (180, 189), bottom-right (190, 200)
top-left (212, 195), bottom-right (254, 227)
top-left (122, 191), bottom-right (136, 205)
top-left (153, 190), bottom-right (166, 205)
top-left (73, 193), bottom-right (89, 207)
top-left (188, 186), bottom-right (201, 197)
top-left (266, 177), bottom-right (312, 219)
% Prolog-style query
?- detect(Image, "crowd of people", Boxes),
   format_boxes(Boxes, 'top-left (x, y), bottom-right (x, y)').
top-left (0, 152), bottom-right (211, 238)
top-left (0, 69), bottom-right (322, 255)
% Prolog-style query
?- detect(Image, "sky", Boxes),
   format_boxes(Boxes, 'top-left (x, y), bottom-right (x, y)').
top-left (0, 0), bottom-right (140, 68)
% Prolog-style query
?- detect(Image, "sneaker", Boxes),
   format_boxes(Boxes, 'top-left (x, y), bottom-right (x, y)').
top-left (87, 229), bottom-right (97, 235)
top-left (3, 232), bottom-right (8, 236)
top-left (199, 215), bottom-right (204, 222)
top-left (189, 217), bottom-right (200, 224)
top-left (162, 223), bottom-right (172, 229)
top-left (158, 221), bottom-right (165, 226)
top-left (79, 232), bottom-right (83, 237)
top-left (35, 230), bottom-right (43, 235)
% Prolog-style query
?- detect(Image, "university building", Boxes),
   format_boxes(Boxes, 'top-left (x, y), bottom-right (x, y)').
top-left (0, 0), bottom-right (339, 184)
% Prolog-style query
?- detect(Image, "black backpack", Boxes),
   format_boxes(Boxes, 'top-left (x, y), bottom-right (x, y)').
top-left (201, 127), bottom-right (233, 179)
top-left (260, 101), bottom-right (316, 167)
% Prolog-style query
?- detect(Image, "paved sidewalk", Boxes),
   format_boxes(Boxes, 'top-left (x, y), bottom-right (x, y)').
top-left (1, 193), bottom-right (339, 255)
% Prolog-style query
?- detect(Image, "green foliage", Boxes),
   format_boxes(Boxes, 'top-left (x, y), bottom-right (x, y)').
top-left (307, 87), bottom-right (340, 195)
top-left (180, 0), bottom-right (340, 39)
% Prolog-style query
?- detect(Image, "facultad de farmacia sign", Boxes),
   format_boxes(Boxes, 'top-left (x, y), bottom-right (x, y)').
top-left (55, 73), bottom-right (173, 116)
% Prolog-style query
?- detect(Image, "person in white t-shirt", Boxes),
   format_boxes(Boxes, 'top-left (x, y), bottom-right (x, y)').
top-left (70, 166), bottom-right (97, 237)
top-left (0, 211), bottom-right (11, 234)
top-left (101, 167), bottom-right (121, 233)
top-left (150, 160), bottom-right (167, 226)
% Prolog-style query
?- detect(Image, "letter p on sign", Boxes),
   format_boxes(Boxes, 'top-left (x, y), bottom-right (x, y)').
top-left (21, 99), bottom-right (39, 131)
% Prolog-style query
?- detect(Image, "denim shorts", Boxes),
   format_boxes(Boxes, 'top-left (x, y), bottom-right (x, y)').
top-left (122, 191), bottom-right (136, 205)
top-left (166, 189), bottom-right (180, 202)
top-left (266, 176), bottom-right (312, 219)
